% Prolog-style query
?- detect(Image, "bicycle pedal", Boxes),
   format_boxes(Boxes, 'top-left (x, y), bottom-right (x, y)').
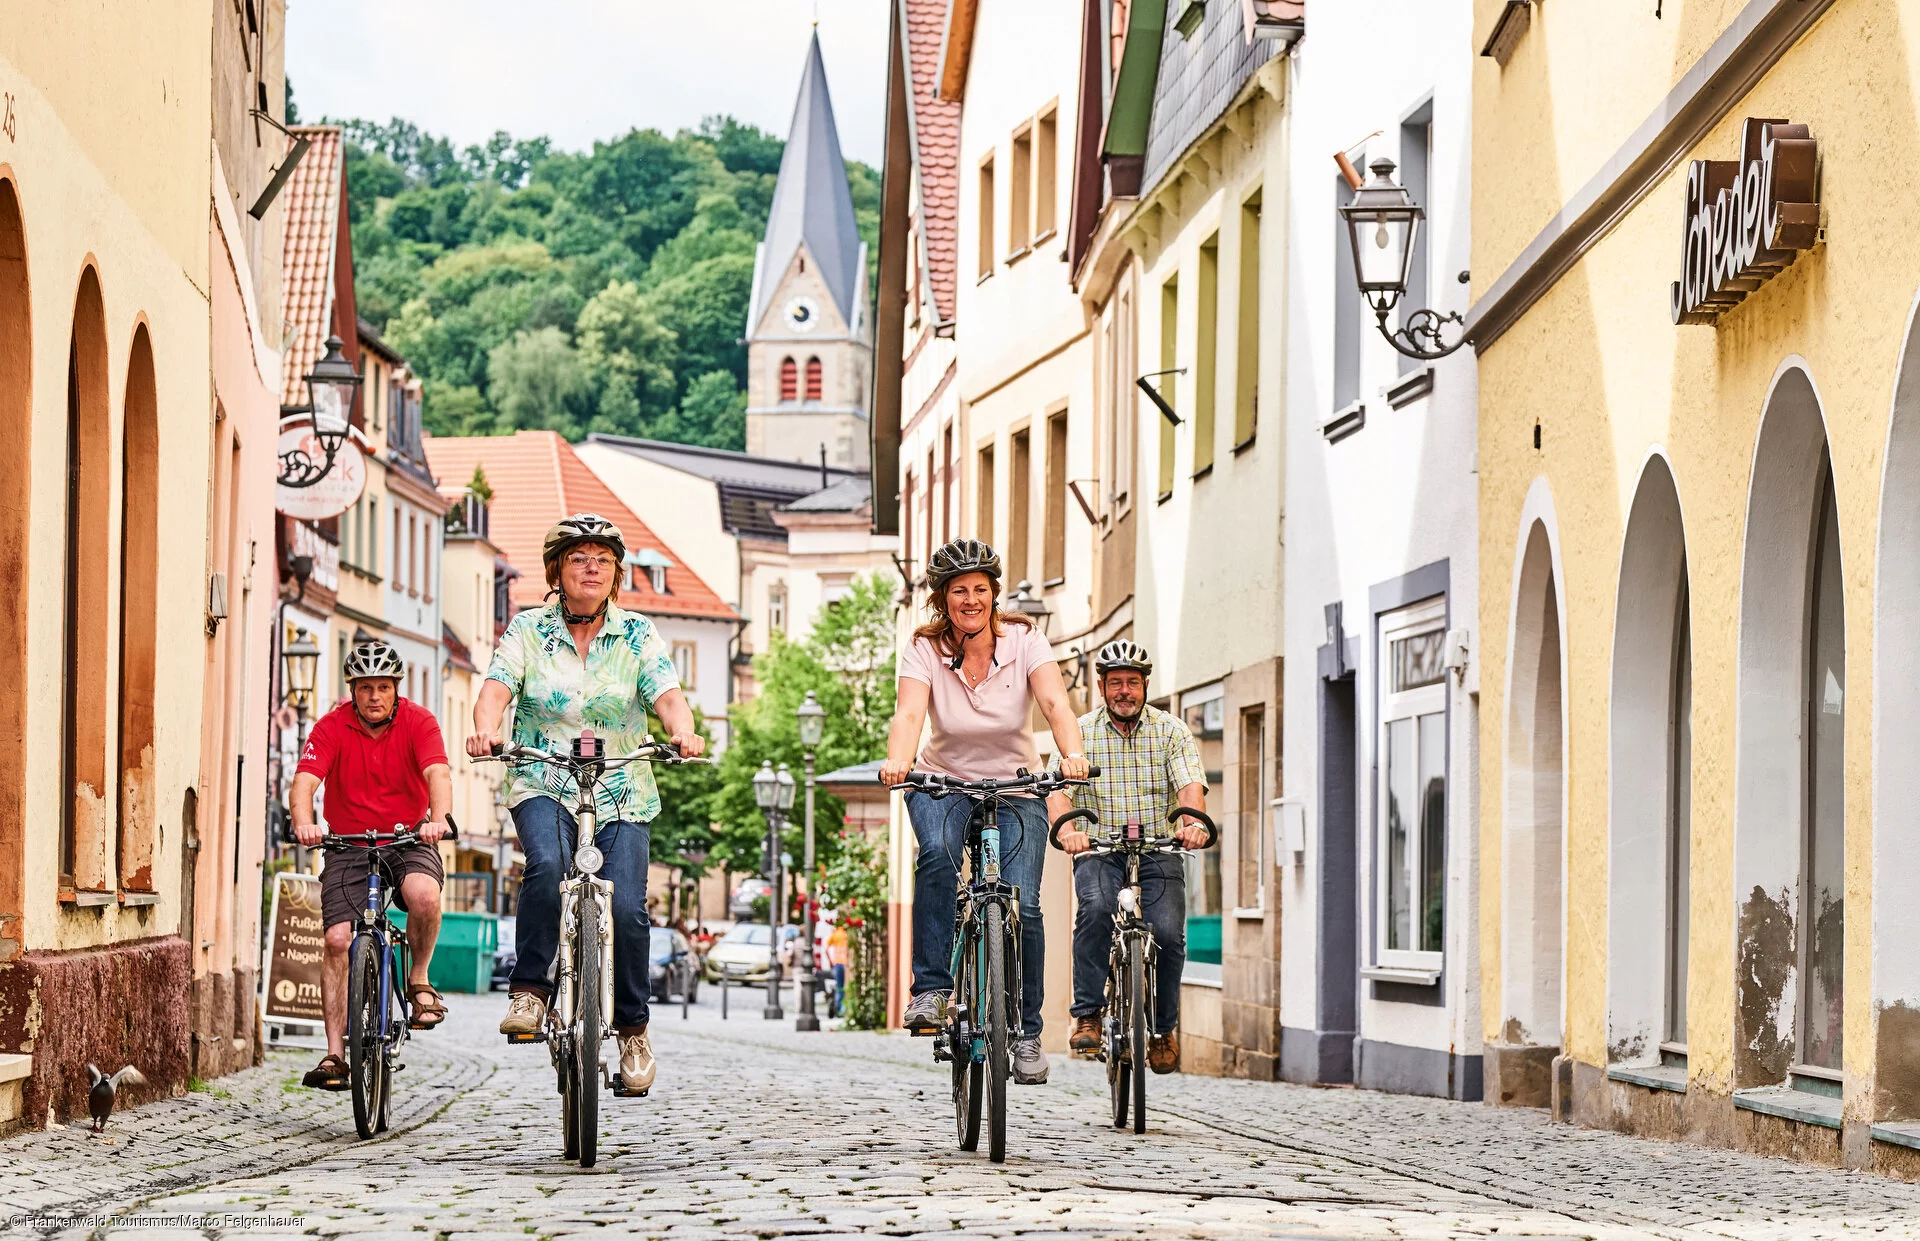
top-left (505, 1031), bottom-right (547, 1044)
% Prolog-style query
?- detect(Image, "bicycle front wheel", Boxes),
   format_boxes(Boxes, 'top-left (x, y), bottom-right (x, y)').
top-left (1107, 943), bottom-right (1130, 1130)
top-left (347, 936), bottom-right (384, 1140)
top-left (953, 921), bottom-right (981, 1152)
top-left (574, 898), bottom-right (603, 1167)
top-left (984, 901), bottom-right (1010, 1164)
top-left (1130, 937), bottom-right (1148, 1134)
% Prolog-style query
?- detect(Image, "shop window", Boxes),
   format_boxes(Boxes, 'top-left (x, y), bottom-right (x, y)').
top-left (1237, 705), bottom-right (1266, 911)
top-left (1379, 596), bottom-right (1446, 966)
top-left (1801, 460), bottom-right (1845, 1071)
top-left (1667, 582), bottom-right (1692, 1045)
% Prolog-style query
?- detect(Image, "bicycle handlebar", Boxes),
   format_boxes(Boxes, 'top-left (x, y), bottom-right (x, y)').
top-left (892, 765), bottom-right (1100, 799)
top-left (479, 739), bottom-right (713, 768)
top-left (1048, 805), bottom-right (1219, 853)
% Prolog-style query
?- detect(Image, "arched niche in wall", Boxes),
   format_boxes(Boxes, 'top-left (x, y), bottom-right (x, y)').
top-left (62, 264), bottom-right (113, 892)
top-left (1606, 453), bottom-right (1692, 1069)
top-left (0, 174), bottom-right (31, 943)
top-left (118, 322), bottom-right (158, 891)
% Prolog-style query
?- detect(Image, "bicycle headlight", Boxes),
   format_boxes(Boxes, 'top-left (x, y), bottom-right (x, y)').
top-left (574, 844), bottom-right (605, 876)
top-left (1118, 887), bottom-right (1140, 915)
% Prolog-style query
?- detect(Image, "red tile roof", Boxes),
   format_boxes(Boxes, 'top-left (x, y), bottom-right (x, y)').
top-left (279, 126), bottom-right (344, 407)
top-left (422, 431), bottom-right (740, 624)
top-left (904, 0), bottom-right (960, 325)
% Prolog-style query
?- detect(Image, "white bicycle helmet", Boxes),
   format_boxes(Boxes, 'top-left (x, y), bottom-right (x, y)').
top-left (343, 640), bottom-right (405, 682)
top-left (1094, 639), bottom-right (1153, 677)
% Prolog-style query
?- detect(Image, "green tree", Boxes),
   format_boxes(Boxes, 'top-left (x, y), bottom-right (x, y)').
top-left (487, 326), bottom-right (589, 435)
top-left (576, 279), bottom-right (679, 435)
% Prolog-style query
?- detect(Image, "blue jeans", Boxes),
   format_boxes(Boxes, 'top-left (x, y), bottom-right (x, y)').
top-left (907, 790), bottom-right (1047, 1038)
top-left (509, 797), bottom-right (653, 1030)
top-left (1071, 851), bottom-right (1187, 1035)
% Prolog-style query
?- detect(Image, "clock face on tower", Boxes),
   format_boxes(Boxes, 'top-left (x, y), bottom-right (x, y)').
top-left (785, 295), bottom-right (821, 333)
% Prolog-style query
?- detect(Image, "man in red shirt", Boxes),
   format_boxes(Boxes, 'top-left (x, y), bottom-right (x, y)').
top-left (291, 641), bottom-right (453, 1090)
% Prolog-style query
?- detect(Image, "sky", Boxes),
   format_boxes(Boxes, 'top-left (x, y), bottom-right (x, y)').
top-left (285, 0), bottom-right (892, 166)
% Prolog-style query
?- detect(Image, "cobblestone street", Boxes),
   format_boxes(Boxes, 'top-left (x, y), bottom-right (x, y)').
top-left (8, 990), bottom-right (1920, 1240)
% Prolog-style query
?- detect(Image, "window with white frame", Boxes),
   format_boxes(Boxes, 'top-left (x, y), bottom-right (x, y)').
top-left (671, 640), bottom-right (697, 689)
top-left (768, 583), bottom-right (788, 635)
top-left (1378, 596), bottom-right (1447, 968)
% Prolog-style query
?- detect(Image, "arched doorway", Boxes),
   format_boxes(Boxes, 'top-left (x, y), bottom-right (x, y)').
top-left (0, 175), bottom-right (31, 949)
top-left (1733, 361), bottom-right (1842, 1090)
top-left (61, 265), bottom-right (112, 893)
top-left (118, 323), bottom-right (158, 892)
top-left (1607, 455), bottom-right (1691, 1070)
top-left (1493, 503), bottom-right (1566, 1107)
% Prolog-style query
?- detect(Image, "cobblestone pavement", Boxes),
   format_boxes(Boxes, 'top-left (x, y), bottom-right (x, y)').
top-left (7, 988), bottom-right (1920, 1240)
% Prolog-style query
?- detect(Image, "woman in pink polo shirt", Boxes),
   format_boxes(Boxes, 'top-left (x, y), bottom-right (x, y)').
top-left (879, 539), bottom-right (1088, 1085)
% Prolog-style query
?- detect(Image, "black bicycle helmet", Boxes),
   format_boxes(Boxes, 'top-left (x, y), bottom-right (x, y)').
top-left (926, 538), bottom-right (1002, 591)
top-left (1094, 639), bottom-right (1153, 677)
top-left (343, 640), bottom-right (405, 682)
top-left (542, 513), bottom-right (628, 572)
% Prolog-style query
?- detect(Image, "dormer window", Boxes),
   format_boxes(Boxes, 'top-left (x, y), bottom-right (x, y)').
top-left (627, 547), bottom-right (675, 595)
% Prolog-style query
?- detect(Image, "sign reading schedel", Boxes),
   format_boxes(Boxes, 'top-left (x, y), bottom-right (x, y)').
top-left (1671, 118), bottom-right (1820, 325)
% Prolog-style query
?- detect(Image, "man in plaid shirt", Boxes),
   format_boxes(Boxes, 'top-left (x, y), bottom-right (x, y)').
top-left (1047, 640), bottom-right (1211, 1073)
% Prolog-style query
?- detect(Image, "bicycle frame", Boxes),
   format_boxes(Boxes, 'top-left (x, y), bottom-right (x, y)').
top-left (552, 795), bottom-right (615, 1051)
top-left (354, 868), bottom-right (407, 1056)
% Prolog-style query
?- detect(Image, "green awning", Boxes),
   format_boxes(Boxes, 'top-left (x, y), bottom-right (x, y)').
top-left (1103, 0), bottom-right (1169, 160)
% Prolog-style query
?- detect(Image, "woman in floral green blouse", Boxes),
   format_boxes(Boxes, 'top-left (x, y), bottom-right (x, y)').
top-left (468, 514), bottom-right (704, 1096)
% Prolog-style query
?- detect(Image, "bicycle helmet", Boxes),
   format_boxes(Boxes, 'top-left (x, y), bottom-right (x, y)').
top-left (1094, 639), bottom-right (1153, 677)
top-left (542, 513), bottom-right (628, 572)
top-left (342, 640), bottom-right (405, 683)
top-left (926, 538), bottom-right (1002, 591)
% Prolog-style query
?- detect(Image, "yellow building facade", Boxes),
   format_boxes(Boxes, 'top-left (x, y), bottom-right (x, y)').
top-left (1471, 0), bottom-right (1920, 1171)
top-left (0, 2), bottom-right (287, 1125)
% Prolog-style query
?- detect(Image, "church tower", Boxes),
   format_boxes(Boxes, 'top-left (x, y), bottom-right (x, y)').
top-left (744, 33), bottom-right (872, 470)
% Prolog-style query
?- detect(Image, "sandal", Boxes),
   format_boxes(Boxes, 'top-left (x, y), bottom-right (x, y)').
top-left (302, 1054), bottom-right (350, 1091)
top-left (407, 983), bottom-right (447, 1029)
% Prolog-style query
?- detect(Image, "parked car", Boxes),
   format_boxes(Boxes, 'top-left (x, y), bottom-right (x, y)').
top-left (728, 878), bottom-right (772, 921)
top-left (703, 921), bottom-right (777, 982)
top-left (649, 926), bottom-right (699, 1003)
top-left (491, 916), bottom-right (517, 990)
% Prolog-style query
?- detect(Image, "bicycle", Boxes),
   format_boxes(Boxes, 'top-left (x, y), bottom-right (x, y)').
top-left (894, 765), bottom-right (1096, 1164)
top-left (1048, 805), bottom-right (1216, 1134)
top-left (320, 819), bottom-right (458, 1140)
top-left (477, 731), bottom-right (708, 1168)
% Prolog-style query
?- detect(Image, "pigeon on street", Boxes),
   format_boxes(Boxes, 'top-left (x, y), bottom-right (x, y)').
top-left (86, 1063), bottom-right (147, 1132)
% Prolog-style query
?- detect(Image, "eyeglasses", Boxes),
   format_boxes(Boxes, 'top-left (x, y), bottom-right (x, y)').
top-left (565, 553), bottom-right (618, 570)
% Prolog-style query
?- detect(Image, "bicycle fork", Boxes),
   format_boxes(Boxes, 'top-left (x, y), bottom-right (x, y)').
top-left (555, 875), bottom-right (615, 1036)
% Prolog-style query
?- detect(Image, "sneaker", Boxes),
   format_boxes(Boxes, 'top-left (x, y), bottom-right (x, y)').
top-left (1149, 1031), bottom-right (1180, 1074)
top-left (1069, 1016), bottom-right (1102, 1052)
top-left (1012, 1037), bottom-right (1050, 1084)
top-left (617, 1028), bottom-right (656, 1094)
top-left (902, 991), bottom-right (948, 1035)
top-left (499, 990), bottom-right (548, 1036)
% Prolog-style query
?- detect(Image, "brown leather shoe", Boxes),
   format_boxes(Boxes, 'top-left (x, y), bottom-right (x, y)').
top-left (1149, 1031), bottom-right (1180, 1074)
top-left (1069, 1016), bottom-right (1102, 1052)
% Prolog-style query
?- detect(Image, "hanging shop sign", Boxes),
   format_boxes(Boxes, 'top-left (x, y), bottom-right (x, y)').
top-left (274, 426), bottom-right (366, 519)
top-left (1671, 118), bottom-right (1820, 325)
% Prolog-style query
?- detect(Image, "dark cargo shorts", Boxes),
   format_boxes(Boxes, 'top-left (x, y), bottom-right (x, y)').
top-left (320, 839), bottom-right (445, 929)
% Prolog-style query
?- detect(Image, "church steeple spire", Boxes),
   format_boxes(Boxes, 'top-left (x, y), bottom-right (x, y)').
top-left (747, 31), bottom-right (863, 337)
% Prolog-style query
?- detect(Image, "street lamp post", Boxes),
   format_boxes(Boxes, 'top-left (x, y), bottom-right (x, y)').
top-left (794, 691), bottom-right (827, 1031)
top-left (279, 335), bottom-right (364, 489)
top-left (281, 628), bottom-right (320, 868)
top-left (753, 762), bottom-right (796, 1019)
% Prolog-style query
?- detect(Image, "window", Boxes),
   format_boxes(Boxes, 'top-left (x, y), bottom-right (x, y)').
top-left (1106, 287), bottom-right (1135, 516)
top-left (941, 423), bottom-right (955, 545)
top-left (369, 494), bottom-right (380, 577)
top-left (1158, 275), bottom-right (1179, 498)
top-left (422, 527), bottom-right (433, 602)
top-left (1009, 428), bottom-right (1032, 585)
top-left (408, 512), bottom-right (420, 595)
top-left (902, 471), bottom-right (916, 576)
top-left (392, 505), bottom-right (404, 591)
top-left (1379, 596), bottom-right (1447, 966)
top-left (976, 443), bottom-right (996, 547)
top-left (1334, 174), bottom-right (1363, 411)
top-left (780, 357), bottom-right (798, 402)
top-left (1236, 193), bottom-right (1261, 448)
top-left (924, 445), bottom-right (936, 565)
top-left (1009, 126), bottom-right (1032, 254)
top-left (1801, 462), bottom-right (1845, 1071)
top-left (1235, 705), bottom-right (1269, 910)
top-left (1399, 107), bottom-right (1432, 376)
top-left (768, 584), bottom-right (787, 635)
top-left (978, 154), bottom-right (996, 279)
top-left (649, 564), bottom-right (669, 594)
top-left (671, 641), bottom-right (697, 690)
top-left (1044, 409), bottom-right (1067, 583)
top-left (805, 356), bottom-right (823, 402)
top-left (1666, 579), bottom-right (1692, 1045)
top-left (821, 573), bottom-right (853, 605)
top-left (337, 635), bottom-right (349, 704)
top-left (1035, 108), bottom-right (1058, 238)
top-left (1194, 234), bottom-right (1219, 476)
top-left (908, 229), bottom-right (923, 329)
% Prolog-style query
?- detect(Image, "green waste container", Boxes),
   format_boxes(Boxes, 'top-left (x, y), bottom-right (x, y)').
top-left (1186, 914), bottom-right (1222, 966)
top-left (390, 910), bottom-right (497, 993)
